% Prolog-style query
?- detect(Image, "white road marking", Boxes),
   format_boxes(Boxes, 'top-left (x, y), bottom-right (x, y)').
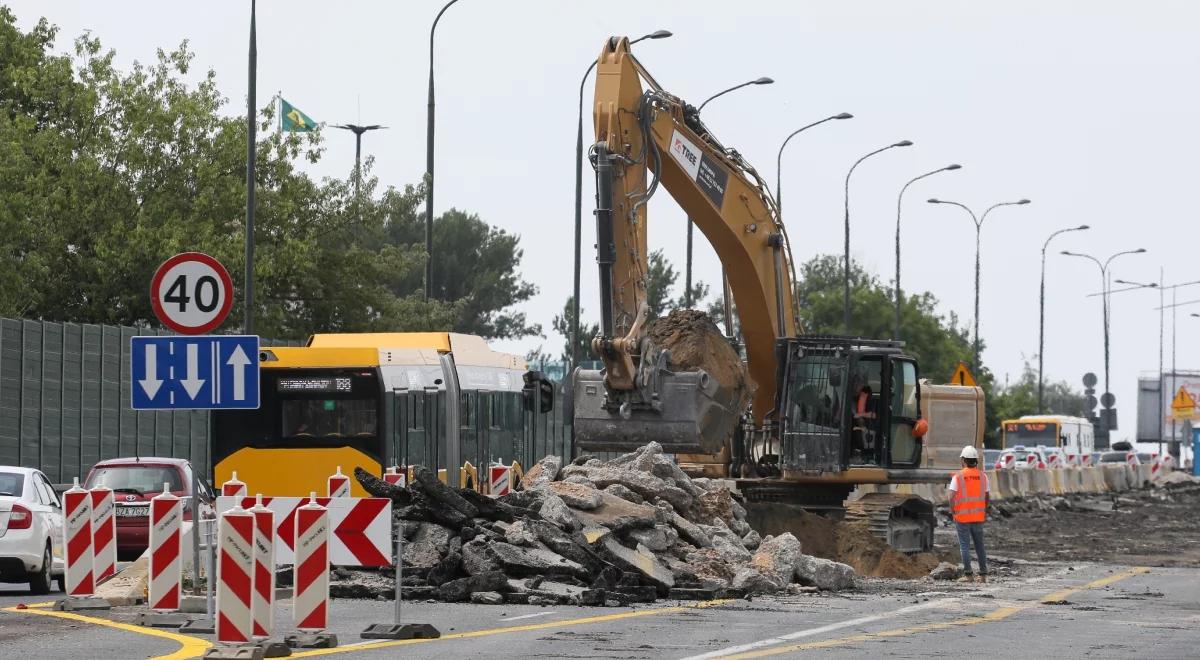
top-left (505, 611), bottom-right (558, 621)
top-left (680, 598), bottom-right (959, 659)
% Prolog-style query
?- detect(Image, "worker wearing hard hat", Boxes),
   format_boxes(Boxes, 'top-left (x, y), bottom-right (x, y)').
top-left (948, 445), bottom-right (990, 583)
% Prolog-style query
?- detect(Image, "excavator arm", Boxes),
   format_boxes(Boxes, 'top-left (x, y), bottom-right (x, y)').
top-left (574, 36), bottom-right (798, 453)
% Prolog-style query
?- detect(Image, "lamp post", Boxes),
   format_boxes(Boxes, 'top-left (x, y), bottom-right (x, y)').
top-left (929, 198), bottom-right (1030, 369)
top-left (691, 76), bottom-right (774, 325)
top-left (424, 0), bottom-right (461, 301)
top-left (1037, 224), bottom-right (1089, 413)
top-left (332, 123), bottom-right (387, 200)
top-left (893, 164), bottom-right (960, 340)
top-left (776, 113), bottom-right (853, 218)
top-left (571, 29), bottom-right (671, 372)
top-left (1061, 248), bottom-right (1147, 411)
top-left (843, 140), bottom-right (912, 334)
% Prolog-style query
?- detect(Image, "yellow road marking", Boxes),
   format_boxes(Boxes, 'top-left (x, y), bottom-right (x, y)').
top-left (719, 566), bottom-right (1152, 658)
top-left (1, 604), bottom-right (211, 660)
top-left (290, 599), bottom-right (731, 657)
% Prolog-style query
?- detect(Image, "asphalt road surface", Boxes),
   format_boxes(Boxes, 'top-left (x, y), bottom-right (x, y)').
top-left (1, 561), bottom-right (1197, 659)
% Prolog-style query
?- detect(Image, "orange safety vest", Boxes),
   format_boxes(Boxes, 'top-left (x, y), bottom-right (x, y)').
top-left (952, 467), bottom-right (987, 523)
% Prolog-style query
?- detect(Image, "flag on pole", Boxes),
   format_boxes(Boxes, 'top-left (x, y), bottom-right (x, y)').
top-left (280, 98), bottom-right (318, 132)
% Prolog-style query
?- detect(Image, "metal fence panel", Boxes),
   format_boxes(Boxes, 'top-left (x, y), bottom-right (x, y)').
top-left (21, 320), bottom-right (43, 470)
top-left (0, 320), bottom-right (21, 466)
top-left (80, 325), bottom-right (102, 472)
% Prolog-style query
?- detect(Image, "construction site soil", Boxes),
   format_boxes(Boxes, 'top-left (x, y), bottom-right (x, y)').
top-left (786, 510), bottom-right (941, 579)
top-left (647, 309), bottom-right (753, 409)
top-left (982, 481), bottom-right (1200, 568)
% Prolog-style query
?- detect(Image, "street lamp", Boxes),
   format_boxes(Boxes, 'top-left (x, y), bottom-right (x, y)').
top-left (776, 112), bottom-right (853, 217)
top-left (424, 0), bottom-right (461, 301)
top-left (928, 198), bottom-right (1030, 369)
top-left (690, 76), bottom-right (774, 324)
top-left (1037, 224), bottom-right (1089, 413)
top-left (332, 124), bottom-right (387, 200)
top-left (1061, 248), bottom-right (1147, 412)
top-left (893, 164), bottom-right (961, 340)
top-left (843, 140), bottom-right (912, 334)
top-left (571, 30), bottom-right (672, 372)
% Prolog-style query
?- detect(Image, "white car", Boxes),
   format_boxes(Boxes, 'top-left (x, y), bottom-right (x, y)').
top-left (0, 467), bottom-right (65, 594)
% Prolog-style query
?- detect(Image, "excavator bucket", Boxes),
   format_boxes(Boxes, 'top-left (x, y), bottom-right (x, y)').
top-left (572, 367), bottom-right (740, 454)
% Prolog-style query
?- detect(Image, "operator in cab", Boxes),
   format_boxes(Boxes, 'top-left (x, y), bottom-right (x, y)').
top-left (948, 445), bottom-right (989, 583)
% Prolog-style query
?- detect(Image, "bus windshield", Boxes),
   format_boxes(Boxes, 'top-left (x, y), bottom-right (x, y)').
top-left (1003, 422), bottom-right (1058, 448)
top-left (213, 368), bottom-right (382, 462)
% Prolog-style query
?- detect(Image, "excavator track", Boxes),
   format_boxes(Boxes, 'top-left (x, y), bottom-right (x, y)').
top-left (844, 492), bottom-right (935, 554)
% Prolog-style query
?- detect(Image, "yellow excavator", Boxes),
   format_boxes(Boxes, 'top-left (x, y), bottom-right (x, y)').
top-left (572, 36), bottom-right (983, 553)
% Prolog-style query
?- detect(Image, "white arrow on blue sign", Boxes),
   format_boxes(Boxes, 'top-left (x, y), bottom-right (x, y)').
top-left (130, 335), bottom-right (260, 410)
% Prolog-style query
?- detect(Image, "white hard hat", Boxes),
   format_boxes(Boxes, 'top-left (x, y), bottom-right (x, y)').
top-left (960, 445), bottom-right (979, 460)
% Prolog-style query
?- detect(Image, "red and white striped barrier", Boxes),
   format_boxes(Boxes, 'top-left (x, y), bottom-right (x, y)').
top-left (489, 462), bottom-right (511, 497)
top-left (250, 494), bottom-right (275, 639)
top-left (216, 504), bottom-right (255, 644)
top-left (222, 472), bottom-right (248, 498)
top-left (216, 496), bottom-right (390, 567)
top-left (383, 466), bottom-right (405, 487)
top-left (148, 484), bottom-right (183, 611)
top-left (294, 495), bottom-right (330, 633)
top-left (90, 487), bottom-right (116, 583)
top-left (328, 466), bottom-right (350, 498)
top-left (62, 478), bottom-right (94, 597)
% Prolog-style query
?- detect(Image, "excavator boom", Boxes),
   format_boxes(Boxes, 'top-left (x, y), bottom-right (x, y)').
top-left (574, 36), bottom-right (799, 454)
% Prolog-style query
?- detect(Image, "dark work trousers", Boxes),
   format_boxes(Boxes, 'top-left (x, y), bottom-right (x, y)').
top-left (955, 521), bottom-right (987, 575)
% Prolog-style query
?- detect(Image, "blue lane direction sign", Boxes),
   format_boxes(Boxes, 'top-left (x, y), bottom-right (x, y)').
top-left (131, 335), bottom-right (260, 410)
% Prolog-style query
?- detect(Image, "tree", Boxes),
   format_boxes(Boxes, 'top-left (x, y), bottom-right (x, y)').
top-left (552, 296), bottom-right (599, 364)
top-left (383, 207), bottom-right (539, 340)
top-left (989, 361), bottom-right (1086, 433)
top-left (0, 11), bottom-right (533, 341)
top-left (644, 249), bottom-right (677, 318)
top-left (794, 255), bottom-right (980, 386)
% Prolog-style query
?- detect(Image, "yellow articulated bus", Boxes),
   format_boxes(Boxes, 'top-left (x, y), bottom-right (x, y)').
top-left (211, 333), bottom-right (551, 497)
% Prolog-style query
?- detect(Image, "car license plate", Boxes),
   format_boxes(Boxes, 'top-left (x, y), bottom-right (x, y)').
top-left (117, 506), bottom-right (149, 518)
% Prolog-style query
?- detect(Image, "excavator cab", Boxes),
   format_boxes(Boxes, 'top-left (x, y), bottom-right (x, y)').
top-left (775, 336), bottom-right (923, 476)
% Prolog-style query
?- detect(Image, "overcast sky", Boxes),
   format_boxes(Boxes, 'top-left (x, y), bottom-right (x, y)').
top-left (10, 1), bottom-right (1200, 446)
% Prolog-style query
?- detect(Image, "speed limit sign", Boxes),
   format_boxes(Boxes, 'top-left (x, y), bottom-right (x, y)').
top-left (150, 252), bottom-right (234, 334)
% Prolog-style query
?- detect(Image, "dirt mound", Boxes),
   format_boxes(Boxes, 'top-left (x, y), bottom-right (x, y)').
top-left (785, 510), bottom-right (839, 561)
top-left (787, 510), bottom-right (936, 578)
top-left (834, 521), bottom-right (939, 578)
top-left (646, 309), bottom-right (753, 408)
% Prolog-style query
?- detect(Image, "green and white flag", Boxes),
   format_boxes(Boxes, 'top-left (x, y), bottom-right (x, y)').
top-left (280, 97), bottom-right (318, 132)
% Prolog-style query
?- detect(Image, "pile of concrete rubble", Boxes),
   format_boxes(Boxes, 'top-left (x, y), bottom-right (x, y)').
top-left (345, 442), bottom-right (855, 606)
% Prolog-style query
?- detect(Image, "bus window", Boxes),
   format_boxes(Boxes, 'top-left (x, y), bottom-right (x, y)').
top-left (1002, 421), bottom-right (1059, 448)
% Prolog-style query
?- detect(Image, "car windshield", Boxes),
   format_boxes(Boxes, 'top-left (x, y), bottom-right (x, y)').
top-left (1137, 453), bottom-right (1152, 462)
top-left (87, 466), bottom-right (182, 494)
top-left (1099, 452), bottom-right (1126, 463)
top-left (984, 450), bottom-right (1001, 462)
top-left (0, 472), bottom-right (24, 496)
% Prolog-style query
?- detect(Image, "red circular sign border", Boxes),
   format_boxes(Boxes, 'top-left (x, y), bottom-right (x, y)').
top-left (149, 252), bottom-right (235, 335)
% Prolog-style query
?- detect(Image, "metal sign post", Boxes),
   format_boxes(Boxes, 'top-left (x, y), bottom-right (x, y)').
top-left (360, 517), bottom-right (440, 640)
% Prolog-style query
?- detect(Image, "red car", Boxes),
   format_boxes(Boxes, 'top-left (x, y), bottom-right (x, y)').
top-left (83, 458), bottom-right (215, 560)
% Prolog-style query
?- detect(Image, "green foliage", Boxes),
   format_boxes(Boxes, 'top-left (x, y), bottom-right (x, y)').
top-left (552, 296), bottom-right (599, 363)
top-left (384, 207), bottom-right (539, 340)
top-left (988, 361), bottom-right (1086, 438)
top-left (795, 255), bottom-right (980, 385)
top-left (645, 249), bottom-right (677, 318)
top-left (0, 11), bottom-right (533, 341)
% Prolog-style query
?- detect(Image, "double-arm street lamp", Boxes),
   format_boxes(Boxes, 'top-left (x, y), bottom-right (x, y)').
top-left (843, 141), bottom-right (912, 334)
top-left (893, 164), bottom-right (961, 339)
top-left (928, 198), bottom-right (1031, 369)
top-left (332, 123), bottom-right (387, 200)
top-left (1037, 224), bottom-right (1090, 412)
top-left (570, 29), bottom-right (672, 371)
top-left (1061, 248), bottom-right (1147, 406)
